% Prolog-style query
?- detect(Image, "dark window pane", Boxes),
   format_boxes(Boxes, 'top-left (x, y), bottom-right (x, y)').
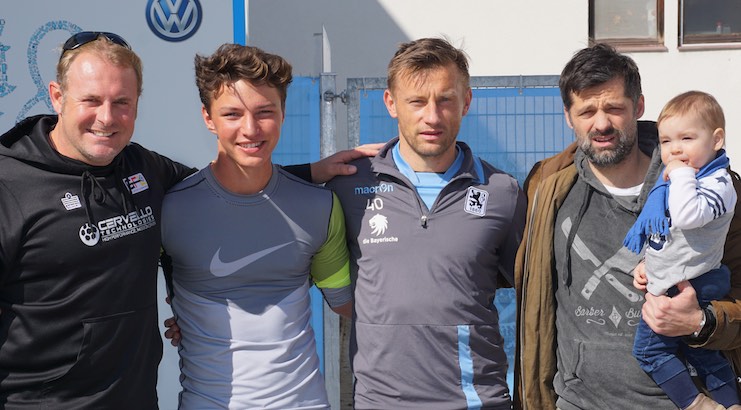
top-left (682, 0), bottom-right (741, 44)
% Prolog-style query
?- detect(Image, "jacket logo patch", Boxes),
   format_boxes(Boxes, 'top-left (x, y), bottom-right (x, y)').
top-left (464, 187), bottom-right (488, 217)
top-left (369, 214), bottom-right (388, 236)
top-left (125, 173), bottom-right (149, 194)
top-left (362, 213), bottom-right (399, 245)
top-left (648, 232), bottom-right (666, 251)
top-left (79, 223), bottom-right (100, 246)
top-left (61, 192), bottom-right (82, 210)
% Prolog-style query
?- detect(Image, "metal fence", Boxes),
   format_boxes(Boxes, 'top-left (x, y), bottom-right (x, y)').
top-left (346, 75), bottom-right (574, 184)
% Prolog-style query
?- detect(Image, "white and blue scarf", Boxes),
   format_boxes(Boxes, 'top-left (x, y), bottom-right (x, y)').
top-left (623, 149), bottom-right (729, 254)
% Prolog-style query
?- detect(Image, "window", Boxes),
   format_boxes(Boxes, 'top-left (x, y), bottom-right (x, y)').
top-left (590, 0), bottom-right (664, 49)
top-left (681, 0), bottom-right (741, 45)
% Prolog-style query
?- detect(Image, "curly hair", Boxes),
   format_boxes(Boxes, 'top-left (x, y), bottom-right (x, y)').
top-left (195, 43), bottom-right (293, 112)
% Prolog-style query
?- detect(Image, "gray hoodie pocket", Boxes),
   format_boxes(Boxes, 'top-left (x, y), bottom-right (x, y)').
top-left (558, 340), bottom-right (675, 409)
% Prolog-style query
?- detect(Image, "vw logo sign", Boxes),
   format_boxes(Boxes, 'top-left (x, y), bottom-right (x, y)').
top-left (146, 0), bottom-right (202, 42)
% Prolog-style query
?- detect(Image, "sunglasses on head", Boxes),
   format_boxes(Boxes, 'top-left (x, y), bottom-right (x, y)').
top-left (61, 31), bottom-right (131, 56)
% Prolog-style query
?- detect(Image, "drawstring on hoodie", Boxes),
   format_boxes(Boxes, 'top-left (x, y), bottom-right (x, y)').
top-left (562, 184), bottom-right (594, 287)
top-left (79, 158), bottom-right (140, 244)
top-left (80, 170), bottom-right (109, 229)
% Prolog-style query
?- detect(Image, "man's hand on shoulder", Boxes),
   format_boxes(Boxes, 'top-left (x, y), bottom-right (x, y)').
top-left (310, 143), bottom-right (383, 184)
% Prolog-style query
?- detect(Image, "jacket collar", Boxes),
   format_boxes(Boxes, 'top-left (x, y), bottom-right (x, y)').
top-left (370, 137), bottom-right (484, 184)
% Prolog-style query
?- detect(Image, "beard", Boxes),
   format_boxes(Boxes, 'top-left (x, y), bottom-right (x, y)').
top-left (578, 125), bottom-right (637, 167)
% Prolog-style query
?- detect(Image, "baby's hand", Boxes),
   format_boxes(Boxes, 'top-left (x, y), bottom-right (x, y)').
top-left (633, 260), bottom-right (648, 291)
top-left (663, 160), bottom-right (692, 181)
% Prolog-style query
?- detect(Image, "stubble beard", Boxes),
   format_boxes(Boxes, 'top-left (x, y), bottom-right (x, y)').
top-left (579, 126), bottom-right (637, 168)
top-left (405, 132), bottom-right (456, 160)
top-left (413, 142), bottom-right (451, 158)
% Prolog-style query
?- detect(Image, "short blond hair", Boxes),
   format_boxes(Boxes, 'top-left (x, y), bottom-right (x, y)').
top-left (56, 36), bottom-right (143, 96)
top-left (657, 91), bottom-right (725, 131)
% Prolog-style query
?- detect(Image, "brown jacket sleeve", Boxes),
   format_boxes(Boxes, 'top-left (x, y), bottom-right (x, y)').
top-left (514, 143), bottom-right (578, 410)
top-left (701, 169), bottom-right (741, 352)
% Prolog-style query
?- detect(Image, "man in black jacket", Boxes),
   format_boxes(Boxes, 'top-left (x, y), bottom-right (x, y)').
top-left (0, 31), bottom-right (195, 409)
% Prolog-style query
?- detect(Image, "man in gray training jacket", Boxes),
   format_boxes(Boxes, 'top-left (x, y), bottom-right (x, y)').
top-left (326, 37), bottom-right (526, 409)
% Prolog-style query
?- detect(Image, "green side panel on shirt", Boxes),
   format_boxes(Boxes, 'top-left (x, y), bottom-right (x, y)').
top-left (311, 192), bottom-right (351, 288)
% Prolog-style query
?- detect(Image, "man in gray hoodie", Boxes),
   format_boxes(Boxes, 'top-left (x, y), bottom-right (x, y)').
top-left (514, 43), bottom-right (741, 410)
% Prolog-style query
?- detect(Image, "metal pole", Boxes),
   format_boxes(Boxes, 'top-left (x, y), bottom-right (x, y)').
top-left (319, 23), bottom-right (342, 409)
top-left (320, 73), bottom-right (337, 160)
top-left (320, 71), bottom-right (341, 410)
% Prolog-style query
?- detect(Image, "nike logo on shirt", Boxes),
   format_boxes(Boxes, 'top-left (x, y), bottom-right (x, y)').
top-left (209, 242), bottom-right (293, 277)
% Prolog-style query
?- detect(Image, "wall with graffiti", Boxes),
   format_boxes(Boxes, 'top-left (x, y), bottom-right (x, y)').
top-left (0, 1), bottom-right (232, 169)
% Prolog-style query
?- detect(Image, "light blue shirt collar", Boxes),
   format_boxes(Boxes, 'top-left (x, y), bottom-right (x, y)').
top-left (391, 142), bottom-right (464, 209)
